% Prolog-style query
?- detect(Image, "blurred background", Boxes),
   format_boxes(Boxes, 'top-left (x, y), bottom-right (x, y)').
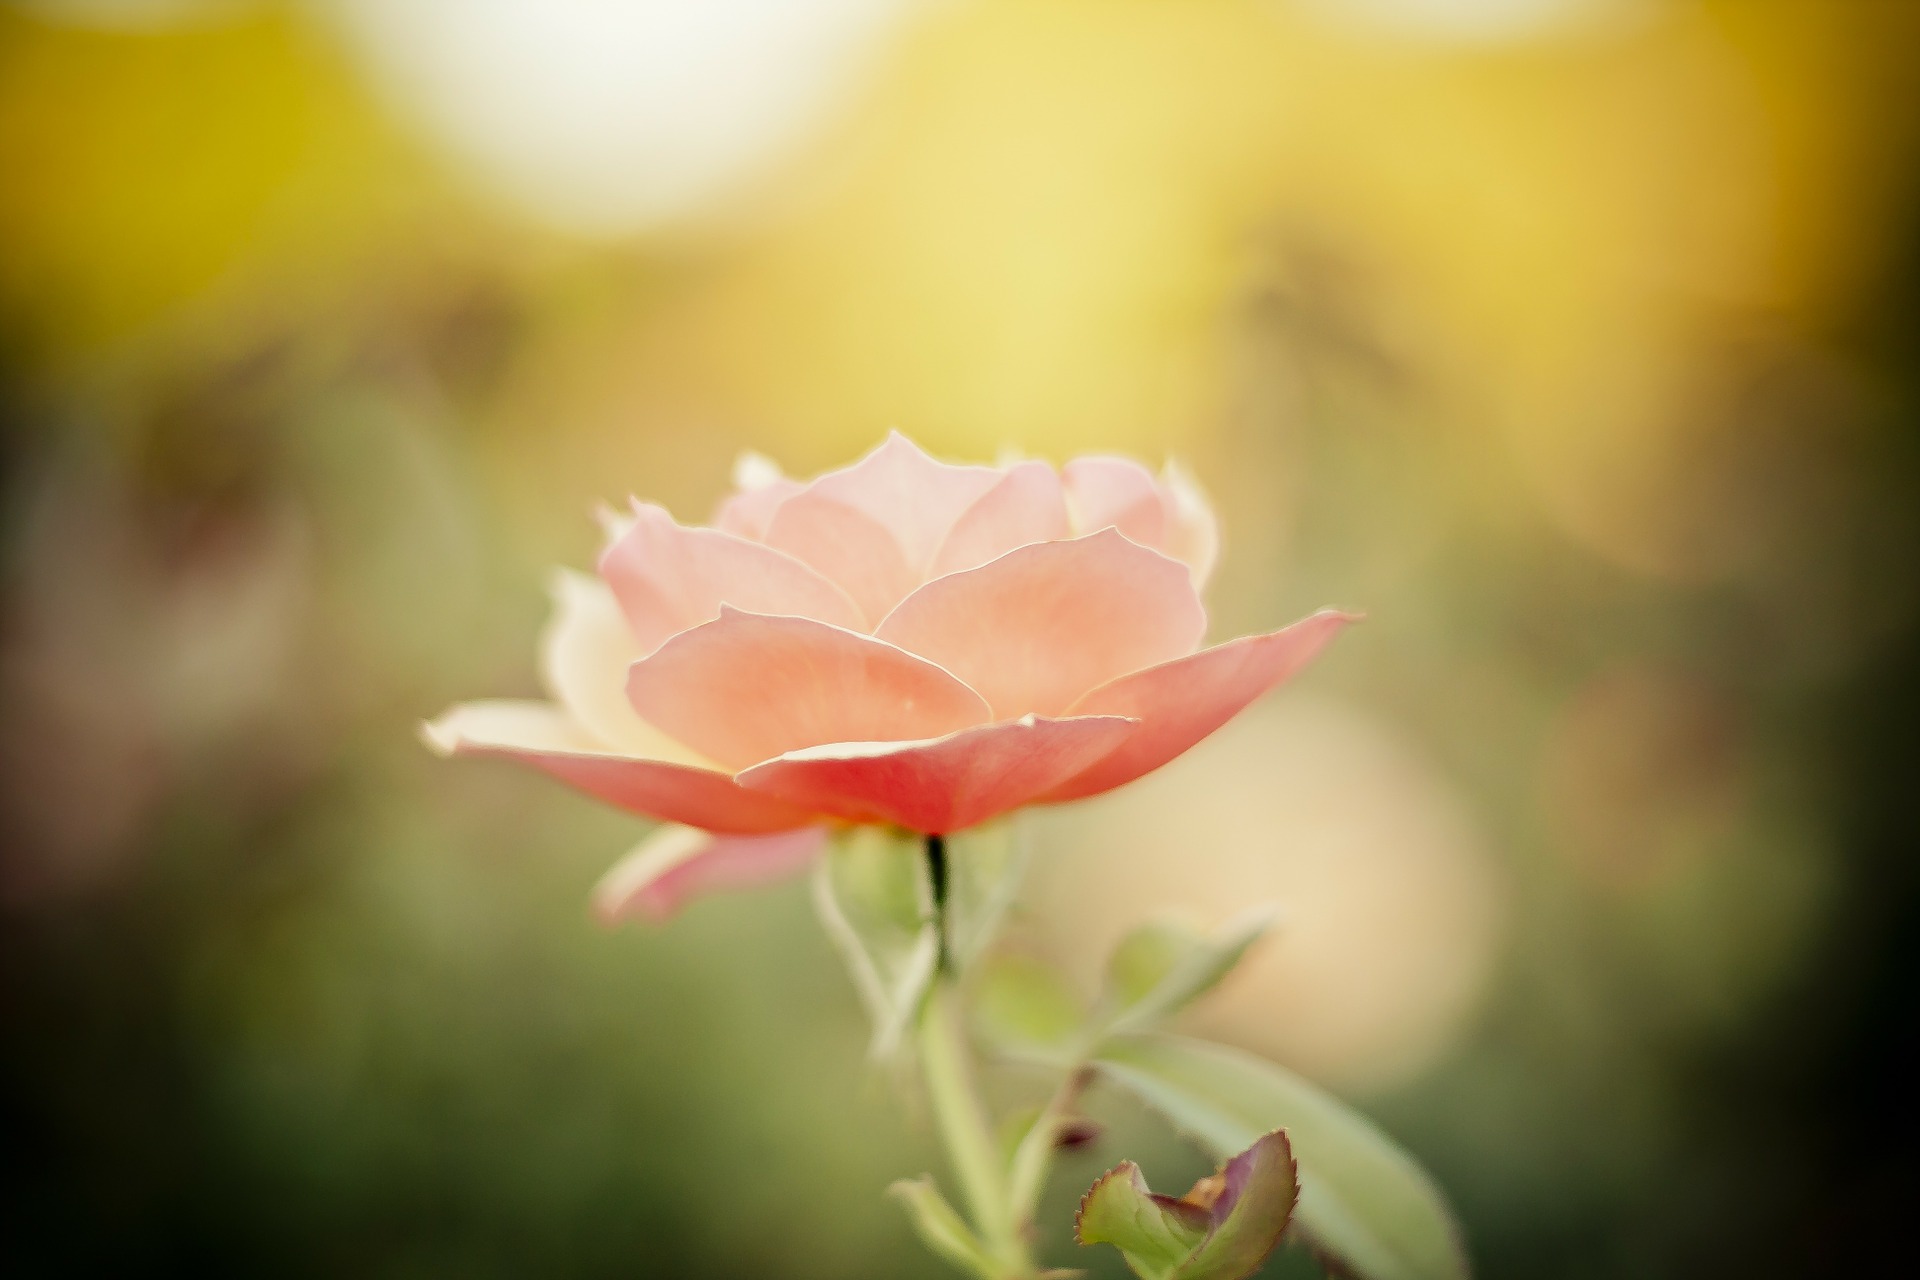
top-left (2, 0), bottom-right (1917, 1275)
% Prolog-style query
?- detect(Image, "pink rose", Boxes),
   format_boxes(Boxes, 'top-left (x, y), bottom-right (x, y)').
top-left (425, 433), bottom-right (1351, 920)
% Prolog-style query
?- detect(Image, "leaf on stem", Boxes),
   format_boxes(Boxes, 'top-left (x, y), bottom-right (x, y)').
top-left (1093, 1036), bottom-right (1469, 1280)
top-left (1099, 905), bottom-right (1278, 1036)
top-left (972, 951), bottom-right (1087, 1066)
top-left (889, 1177), bottom-right (1002, 1280)
top-left (1074, 1130), bottom-right (1298, 1280)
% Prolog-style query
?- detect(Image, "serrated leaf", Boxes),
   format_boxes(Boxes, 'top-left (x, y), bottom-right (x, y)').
top-left (889, 1177), bottom-right (1001, 1280)
top-left (1094, 1036), bottom-right (1469, 1280)
top-left (972, 951), bottom-right (1086, 1065)
top-left (1074, 1130), bottom-right (1298, 1280)
top-left (943, 820), bottom-right (1031, 971)
top-left (812, 827), bottom-right (939, 1058)
top-left (1101, 906), bottom-right (1278, 1035)
top-left (1075, 1163), bottom-right (1210, 1280)
top-left (1172, 1130), bottom-right (1298, 1280)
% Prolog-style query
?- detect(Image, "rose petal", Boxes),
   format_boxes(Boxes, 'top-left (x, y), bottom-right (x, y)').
top-left (1063, 456), bottom-right (1167, 547)
top-left (735, 713), bottom-right (1139, 834)
top-left (598, 501), bottom-right (862, 654)
top-left (763, 492), bottom-right (921, 626)
top-left (713, 486), bottom-right (798, 542)
top-left (539, 569), bottom-right (708, 761)
top-left (1158, 458), bottom-right (1220, 588)
top-left (927, 460), bottom-right (1072, 578)
top-left (593, 824), bottom-right (828, 924)
top-left (801, 431), bottom-right (1001, 570)
top-left (876, 529), bottom-right (1207, 719)
top-left (422, 700), bottom-right (818, 833)
top-left (626, 608), bottom-right (992, 771)
top-left (1039, 609), bottom-right (1356, 802)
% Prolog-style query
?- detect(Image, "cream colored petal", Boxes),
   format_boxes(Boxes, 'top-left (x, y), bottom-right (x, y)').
top-left (1159, 458), bottom-right (1220, 589)
top-left (538, 569), bottom-right (710, 767)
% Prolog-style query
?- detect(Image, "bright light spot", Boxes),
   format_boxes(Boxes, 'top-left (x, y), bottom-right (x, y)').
top-left (328, 0), bottom-right (922, 235)
top-left (1028, 695), bottom-right (1504, 1092)
top-left (1295, 0), bottom-right (1651, 45)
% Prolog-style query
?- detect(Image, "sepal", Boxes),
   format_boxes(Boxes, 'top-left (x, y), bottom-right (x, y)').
top-left (942, 820), bottom-right (1031, 972)
top-left (811, 827), bottom-right (940, 1059)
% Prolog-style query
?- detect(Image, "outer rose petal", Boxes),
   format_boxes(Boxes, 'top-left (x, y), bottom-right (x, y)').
top-left (876, 529), bottom-right (1207, 719)
top-left (1063, 456), bottom-right (1167, 547)
top-left (625, 608), bottom-right (992, 770)
top-left (598, 501), bottom-right (862, 654)
top-left (735, 714), bottom-right (1139, 834)
top-left (927, 460), bottom-right (1072, 578)
top-left (593, 824), bottom-right (828, 923)
top-left (422, 700), bottom-right (818, 834)
top-left (539, 569), bottom-right (707, 762)
top-left (802, 430), bottom-right (1001, 570)
top-left (763, 493), bottom-right (921, 626)
top-left (1038, 609), bottom-right (1356, 803)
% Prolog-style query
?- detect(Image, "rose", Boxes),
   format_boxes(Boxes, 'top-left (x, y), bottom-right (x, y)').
top-left (425, 433), bottom-right (1351, 920)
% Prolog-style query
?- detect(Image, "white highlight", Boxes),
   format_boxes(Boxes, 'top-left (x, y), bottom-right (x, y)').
top-left (328, 0), bottom-right (922, 234)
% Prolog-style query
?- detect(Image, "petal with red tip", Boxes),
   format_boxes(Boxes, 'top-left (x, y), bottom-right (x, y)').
top-left (593, 824), bottom-right (828, 923)
top-left (422, 701), bottom-right (818, 833)
top-left (763, 493), bottom-right (921, 626)
top-left (1040, 609), bottom-right (1356, 802)
top-left (927, 460), bottom-right (1072, 578)
top-left (735, 713), bottom-right (1138, 834)
top-left (1064, 455), bottom-right (1168, 547)
top-left (876, 529), bottom-right (1207, 719)
top-left (626, 608), bottom-right (992, 770)
top-left (598, 502), bottom-right (862, 654)
top-left (802, 431), bottom-right (1001, 570)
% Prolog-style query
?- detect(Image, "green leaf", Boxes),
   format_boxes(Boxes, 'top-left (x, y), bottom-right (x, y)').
top-left (1074, 1130), bottom-right (1298, 1280)
top-left (943, 820), bottom-right (1031, 972)
top-left (1094, 1036), bottom-right (1469, 1280)
top-left (1101, 906), bottom-right (1278, 1036)
top-left (811, 827), bottom-right (939, 1059)
top-left (888, 1177), bottom-right (1001, 1280)
top-left (971, 951), bottom-right (1086, 1066)
top-left (1074, 1163), bottom-right (1210, 1280)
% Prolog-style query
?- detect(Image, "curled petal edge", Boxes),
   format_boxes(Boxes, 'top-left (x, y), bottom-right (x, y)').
top-left (421, 700), bottom-right (819, 834)
top-left (1040, 609), bottom-right (1359, 803)
top-left (593, 824), bottom-right (829, 924)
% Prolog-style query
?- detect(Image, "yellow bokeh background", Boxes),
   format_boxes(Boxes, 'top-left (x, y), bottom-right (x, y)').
top-left (3, 2), bottom-right (1916, 1276)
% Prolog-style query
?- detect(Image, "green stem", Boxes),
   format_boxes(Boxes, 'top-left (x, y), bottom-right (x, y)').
top-left (918, 836), bottom-right (1034, 1278)
top-left (1006, 1068), bottom-right (1086, 1228)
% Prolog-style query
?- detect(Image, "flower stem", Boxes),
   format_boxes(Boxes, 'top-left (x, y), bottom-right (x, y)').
top-left (918, 836), bottom-right (1034, 1278)
top-left (1006, 1067), bottom-right (1087, 1228)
